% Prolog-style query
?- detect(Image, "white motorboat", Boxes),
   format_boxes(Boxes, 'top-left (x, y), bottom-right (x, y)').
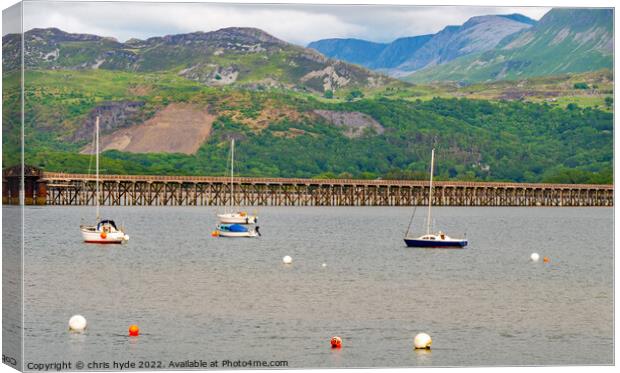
top-left (80, 116), bottom-right (129, 244)
top-left (81, 219), bottom-right (129, 244)
top-left (215, 224), bottom-right (260, 238)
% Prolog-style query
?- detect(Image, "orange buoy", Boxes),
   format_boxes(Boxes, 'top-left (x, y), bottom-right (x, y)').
top-left (100, 232), bottom-right (107, 239)
top-left (211, 230), bottom-right (219, 237)
top-left (330, 336), bottom-right (342, 348)
top-left (543, 256), bottom-right (550, 263)
top-left (128, 324), bottom-right (139, 336)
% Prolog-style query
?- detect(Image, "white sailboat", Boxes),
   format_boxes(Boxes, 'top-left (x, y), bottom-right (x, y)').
top-left (404, 147), bottom-right (467, 248)
top-left (217, 139), bottom-right (258, 224)
top-left (80, 116), bottom-right (129, 244)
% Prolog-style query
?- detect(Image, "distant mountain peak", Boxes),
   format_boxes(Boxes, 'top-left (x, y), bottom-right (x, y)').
top-left (22, 27), bottom-right (110, 42)
top-left (308, 12), bottom-right (534, 75)
top-left (406, 8), bottom-right (613, 83)
top-left (498, 13), bottom-right (537, 25)
top-left (538, 7), bottom-right (612, 26)
top-left (394, 13), bottom-right (533, 72)
top-left (204, 26), bottom-right (287, 45)
top-left (462, 14), bottom-right (535, 28)
top-left (143, 26), bottom-right (287, 46)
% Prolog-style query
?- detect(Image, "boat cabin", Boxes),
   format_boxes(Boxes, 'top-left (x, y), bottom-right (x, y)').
top-left (419, 232), bottom-right (448, 241)
top-left (97, 220), bottom-right (119, 232)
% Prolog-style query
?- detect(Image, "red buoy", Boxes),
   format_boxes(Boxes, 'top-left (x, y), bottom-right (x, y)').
top-left (330, 336), bottom-right (342, 348)
top-left (128, 324), bottom-right (140, 336)
top-left (543, 256), bottom-right (550, 263)
top-left (100, 232), bottom-right (107, 239)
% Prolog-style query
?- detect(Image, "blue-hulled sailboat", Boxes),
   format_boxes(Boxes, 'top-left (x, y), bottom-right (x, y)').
top-left (404, 147), bottom-right (467, 248)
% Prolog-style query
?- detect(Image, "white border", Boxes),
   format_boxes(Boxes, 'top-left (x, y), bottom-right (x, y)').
top-left (0, 2), bottom-right (616, 373)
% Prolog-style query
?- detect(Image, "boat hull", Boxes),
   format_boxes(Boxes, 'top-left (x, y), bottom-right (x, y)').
top-left (404, 238), bottom-right (467, 248)
top-left (80, 227), bottom-right (128, 244)
top-left (217, 231), bottom-right (259, 238)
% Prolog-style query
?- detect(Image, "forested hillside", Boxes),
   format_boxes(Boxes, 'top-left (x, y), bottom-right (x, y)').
top-left (2, 69), bottom-right (612, 184)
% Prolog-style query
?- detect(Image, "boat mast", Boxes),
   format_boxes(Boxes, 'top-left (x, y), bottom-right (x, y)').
top-left (95, 116), bottom-right (100, 222)
top-left (426, 147), bottom-right (435, 235)
top-left (230, 139), bottom-right (235, 210)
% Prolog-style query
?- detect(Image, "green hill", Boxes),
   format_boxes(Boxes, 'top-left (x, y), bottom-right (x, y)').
top-left (3, 27), bottom-right (394, 94)
top-left (407, 8), bottom-right (613, 83)
top-left (2, 68), bottom-right (612, 184)
top-left (378, 69), bottom-right (614, 112)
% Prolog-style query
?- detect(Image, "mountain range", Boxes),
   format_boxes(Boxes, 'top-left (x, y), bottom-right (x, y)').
top-left (309, 14), bottom-right (534, 76)
top-left (309, 8), bottom-right (613, 82)
top-left (408, 8), bottom-right (614, 82)
top-left (2, 26), bottom-right (392, 93)
top-left (1, 8), bottom-right (613, 184)
top-left (4, 8), bottom-right (613, 86)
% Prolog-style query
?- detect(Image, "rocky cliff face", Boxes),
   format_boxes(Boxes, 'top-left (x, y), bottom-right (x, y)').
top-left (499, 8), bottom-right (613, 54)
top-left (369, 34), bottom-right (433, 70)
top-left (307, 38), bottom-right (388, 67)
top-left (313, 110), bottom-right (384, 138)
top-left (3, 27), bottom-right (119, 71)
top-left (71, 101), bottom-right (146, 142)
top-left (392, 15), bottom-right (534, 72)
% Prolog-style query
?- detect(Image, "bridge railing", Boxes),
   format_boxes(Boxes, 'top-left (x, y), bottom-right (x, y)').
top-left (39, 171), bottom-right (614, 190)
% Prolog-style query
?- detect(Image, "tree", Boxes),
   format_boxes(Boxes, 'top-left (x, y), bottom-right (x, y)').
top-left (604, 96), bottom-right (613, 108)
top-left (573, 82), bottom-right (589, 89)
top-left (324, 90), bottom-right (334, 99)
top-left (346, 90), bottom-right (364, 101)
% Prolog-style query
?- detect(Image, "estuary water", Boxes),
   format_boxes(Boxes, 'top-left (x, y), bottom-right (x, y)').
top-left (18, 206), bottom-right (613, 368)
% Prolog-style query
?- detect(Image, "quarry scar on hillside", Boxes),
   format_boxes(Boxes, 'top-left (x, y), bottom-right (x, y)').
top-left (81, 103), bottom-right (215, 155)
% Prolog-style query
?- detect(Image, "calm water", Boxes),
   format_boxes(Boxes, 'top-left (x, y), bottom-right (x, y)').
top-left (17, 206), bottom-right (613, 368)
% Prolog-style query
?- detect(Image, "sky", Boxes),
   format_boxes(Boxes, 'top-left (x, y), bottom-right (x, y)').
top-left (3, 1), bottom-right (553, 46)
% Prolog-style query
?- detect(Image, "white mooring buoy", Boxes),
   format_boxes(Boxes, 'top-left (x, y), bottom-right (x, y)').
top-left (282, 256), bottom-right (293, 264)
top-left (530, 253), bottom-right (540, 262)
top-left (322, 263), bottom-right (327, 268)
top-left (414, 333), bottom-right (432, 349)
top-left (69, 315), bottom-right (87, 332)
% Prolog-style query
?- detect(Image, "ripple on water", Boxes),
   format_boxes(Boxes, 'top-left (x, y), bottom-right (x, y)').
top-left (18, 206), bottom-right (613, 367)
